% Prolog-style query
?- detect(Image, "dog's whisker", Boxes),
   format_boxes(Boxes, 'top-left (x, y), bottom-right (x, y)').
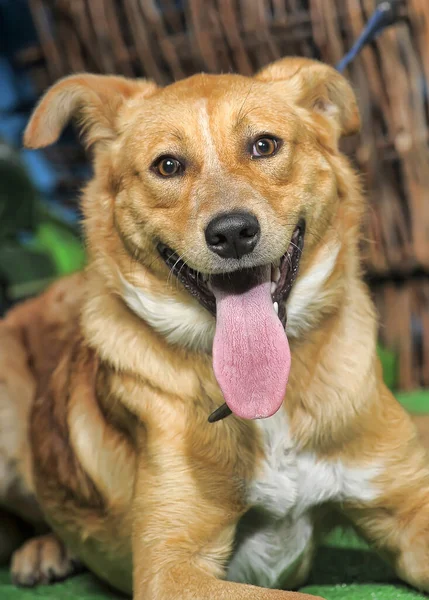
top-left (167, 252), bottom-right (189, 287)
top-left (167, 256), bottom-right (184, 284)
top-left (289, 241), bottom-right (303, 255)
top-left (176, 255), bottom-right (191, 282)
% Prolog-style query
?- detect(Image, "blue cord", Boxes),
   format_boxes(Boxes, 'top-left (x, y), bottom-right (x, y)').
top-left (336, 1), bottom-right (399, 73)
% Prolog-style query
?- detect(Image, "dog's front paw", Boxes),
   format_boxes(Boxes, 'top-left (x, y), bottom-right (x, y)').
top-left (11, 533), bottom-right (83, 587)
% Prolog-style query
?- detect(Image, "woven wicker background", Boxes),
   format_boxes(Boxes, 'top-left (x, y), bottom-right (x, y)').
top-left (15, 0), bottom-right (429, 389)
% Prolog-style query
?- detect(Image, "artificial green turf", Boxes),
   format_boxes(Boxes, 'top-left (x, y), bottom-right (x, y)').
top-left (300, 529), bottom-right (426, 599)
top-left (0, 530), bottom-right (425, 600)
top-left (1, 390), bottom-right (428, 599)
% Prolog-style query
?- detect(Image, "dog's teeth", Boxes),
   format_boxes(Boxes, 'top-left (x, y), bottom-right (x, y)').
top-left (273, 267), bottom-right (280, 283)
top-left (273, 302), bottom-right (279, 315)
top-left (271, 282), bottom-right (276, 294)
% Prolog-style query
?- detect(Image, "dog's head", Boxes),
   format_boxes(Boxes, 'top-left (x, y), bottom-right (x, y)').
top-left (25, 58), bottom-right (360, 420)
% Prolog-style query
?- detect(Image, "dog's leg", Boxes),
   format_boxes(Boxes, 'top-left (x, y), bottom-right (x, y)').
top-left (340, 390), bottom-right (429, 592)
top-left (133, 518), bottom-right (322, 600)
top-left (0, 323), bottom-right (84, 588)
top-left (11, 533), bottom-right (84, 587)
top-left (132, 448), bottom-right (324, 600)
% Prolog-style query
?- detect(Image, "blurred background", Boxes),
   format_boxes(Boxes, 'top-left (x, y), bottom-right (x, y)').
top-left (0, 0), bottom-right (428, 396)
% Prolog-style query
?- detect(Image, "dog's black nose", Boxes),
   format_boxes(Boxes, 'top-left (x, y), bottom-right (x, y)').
top-left (205, 211), bottom-right (260, 259)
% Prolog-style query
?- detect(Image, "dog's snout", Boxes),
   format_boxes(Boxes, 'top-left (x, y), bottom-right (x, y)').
top-left (205, 211), bottom-right (260, 259)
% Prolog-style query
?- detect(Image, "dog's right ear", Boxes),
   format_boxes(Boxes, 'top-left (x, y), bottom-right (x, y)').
top-left (256, 57), bottom-right (360, 141)
top-left (24, 74), bottom-right (157, 149)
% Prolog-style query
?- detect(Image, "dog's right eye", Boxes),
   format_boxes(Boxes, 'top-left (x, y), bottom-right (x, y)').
top-left (251, 136), bottom-right (280, 159)
top-left (152, 156), bottom-right (183, 178)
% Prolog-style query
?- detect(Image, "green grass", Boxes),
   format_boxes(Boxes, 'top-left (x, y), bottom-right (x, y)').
top-left (0, 531), bottom-right (425, 600)
top-left (300, 528), bottom-right (425, 599)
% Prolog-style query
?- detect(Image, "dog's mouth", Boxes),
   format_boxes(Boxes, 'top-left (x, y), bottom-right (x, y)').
top-left (158, 222), bottom-right (305, 324)
top-left (157, 221), bottom-right (305, 422)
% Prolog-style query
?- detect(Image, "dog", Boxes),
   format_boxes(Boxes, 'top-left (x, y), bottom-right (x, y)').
top-left (1, 57), bottom-right (429, 600)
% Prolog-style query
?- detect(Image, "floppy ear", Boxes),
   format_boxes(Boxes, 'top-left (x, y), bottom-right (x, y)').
top-left (256, 57), bottom-right (360, 139)
top-left (24, 74), bottom-right (157, 149)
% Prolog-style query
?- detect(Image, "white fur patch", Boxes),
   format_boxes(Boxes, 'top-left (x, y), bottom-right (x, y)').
top-left (198, 101), bottom-right (221, 170)
top-left (120, 275), bottom-right (215, 352)
top-left (247, 408), bottom-right (298, 519)
top-left (286, 241), bottom-right (340, 338)
top-left (227, 409), bottom-right (381, 589)
top-left (228, 511), bottom-right (313, 589)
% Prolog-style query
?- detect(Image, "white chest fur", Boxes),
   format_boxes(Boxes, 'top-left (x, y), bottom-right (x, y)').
top-left (227, 409), bottom-right (380, 589)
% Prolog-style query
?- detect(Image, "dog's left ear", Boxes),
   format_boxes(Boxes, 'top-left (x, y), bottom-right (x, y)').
top-left (256, 57), bottom-right (360, 139)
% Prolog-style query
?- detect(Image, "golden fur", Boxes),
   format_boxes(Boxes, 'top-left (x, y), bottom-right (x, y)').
top-left (1, 58), bottom-right (429, 599)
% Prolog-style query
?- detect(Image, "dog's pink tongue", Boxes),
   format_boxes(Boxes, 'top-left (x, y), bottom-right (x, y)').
top-left (211, 266), bottom-right (290, 420)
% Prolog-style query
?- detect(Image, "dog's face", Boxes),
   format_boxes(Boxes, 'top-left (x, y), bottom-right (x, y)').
top-left (25, 58), bottom-right (360, 420)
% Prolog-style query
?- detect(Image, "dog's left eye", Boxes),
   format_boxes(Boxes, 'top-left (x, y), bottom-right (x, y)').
top-left (153, 156), bottom-right (183, 177)
top-left (251, 136), bottom-right (279, 158)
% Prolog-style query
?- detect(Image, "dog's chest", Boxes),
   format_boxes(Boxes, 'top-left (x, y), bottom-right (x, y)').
top-left (227, 410), bottom-right (379, 589)
top-left (227, 410), bottom-right (317, 588)
top-left (247, 409), bottom-right (340, 523)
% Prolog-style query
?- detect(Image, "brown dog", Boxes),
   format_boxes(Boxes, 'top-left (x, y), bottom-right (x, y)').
top-left (1, 58), bottom-right (428, 600)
